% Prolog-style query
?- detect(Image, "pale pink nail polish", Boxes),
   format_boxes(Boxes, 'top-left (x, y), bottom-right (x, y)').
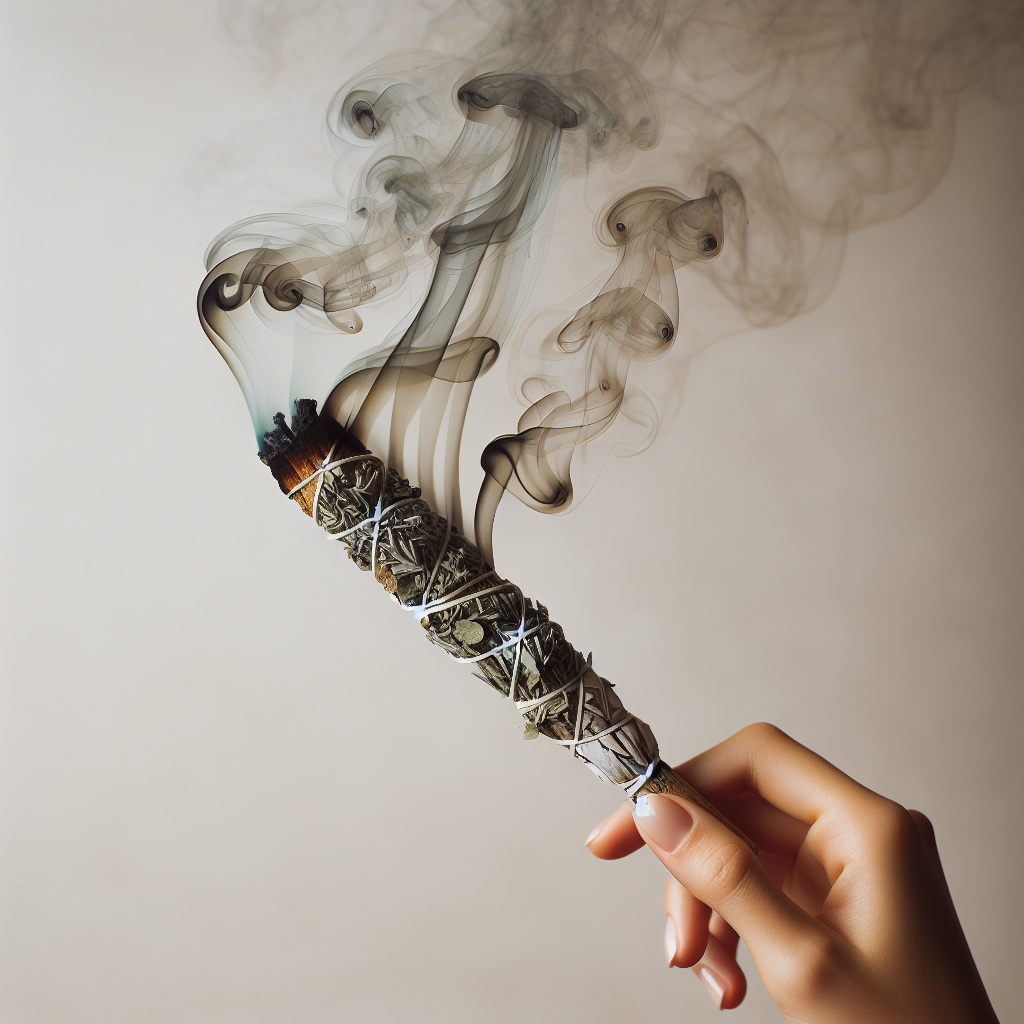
top-left (664, 917), bottom-right (678, 966)
top-left (633, 793), bottom-right (694, 853)
top-left (699, 965), bottom-right (726, 1009)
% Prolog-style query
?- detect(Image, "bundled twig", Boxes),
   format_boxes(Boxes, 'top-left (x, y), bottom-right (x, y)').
top-left (263, 400), bottom-right (756, 848)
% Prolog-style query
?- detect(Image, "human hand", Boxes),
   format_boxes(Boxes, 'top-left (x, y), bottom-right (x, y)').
top-left (585, 723), bottom-right (998, 1023)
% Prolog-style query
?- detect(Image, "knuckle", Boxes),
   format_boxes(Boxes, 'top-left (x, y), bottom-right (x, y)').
top-left (868, 799), bottom-right (920, 855)
top-left (908, 808), bottom-right (935, 836)
top-left (740, 721), bottom-right (786, 746)
top-left (878, 798), bottom-right (915, 837)
top-left (699, 842), bottom-right (758, 906)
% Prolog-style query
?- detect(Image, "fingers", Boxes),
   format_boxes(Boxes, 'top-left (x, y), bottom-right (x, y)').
top-left (664, 877), bottom-right (711, 968)
top-left (908, 808), bottom-right (942, 872)
top-left (666, 878), bottom-right (747, 1010)
top-left (676, 722), bottom-right (883, 880)
top-left (680, 722), bottom-right (867, 817)
top-left (692, 928), bottom-right (747, 1011)
top-left (589, 721), bottom-right (882, 879)
top-left (585, 799), bottom-right (643, 859)
top-left (633, 790), bottom-right (834, 970)
top-left (904, 808), bottom-right (960, 914)
top-left (721, 791), bottom-right (809, 859)
top-left (586, 789), bottom-right (809, 862)
top-left (711, 911), bottom-right (739, 959)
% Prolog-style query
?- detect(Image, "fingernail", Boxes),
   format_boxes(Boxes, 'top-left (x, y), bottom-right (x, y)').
top-left (584, 814), bottom-right (611, 848)
top-left (664, 916), bottom-right (678, 967)
top-left (633, 794), bottom-right (694, 854)
top-left (699, 965), bottom-right (725, 1009)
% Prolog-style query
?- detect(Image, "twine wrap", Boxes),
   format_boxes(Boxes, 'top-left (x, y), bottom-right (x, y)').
top-left (270, 410), bottom-right (659, 791)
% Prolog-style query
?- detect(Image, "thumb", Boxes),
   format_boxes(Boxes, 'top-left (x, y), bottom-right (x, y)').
top-left (633, 793), bottom-right (822, 966)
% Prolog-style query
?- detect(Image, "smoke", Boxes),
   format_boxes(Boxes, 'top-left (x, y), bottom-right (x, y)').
top-left (474, 181), bottom-right (729, 558)
top-left (200, 0), bottom-right (1023, 565)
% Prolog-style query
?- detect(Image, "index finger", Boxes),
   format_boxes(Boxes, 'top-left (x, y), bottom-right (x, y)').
top-left (587, 723), bottom-right (880, 878)
top-left (679, 722), bottom-right (886, 882)
top-left (586, 789), bottom-right (807, 861)
top-left (680, 722), bottom-right (879, 826)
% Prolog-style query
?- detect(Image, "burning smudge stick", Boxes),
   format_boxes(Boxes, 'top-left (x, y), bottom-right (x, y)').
top-left (198, 66), bottom-right (758, 849)
top-left (196, 0), bottom-right (1024, 885)
top-left (260, 398), bottom-right (756, 849)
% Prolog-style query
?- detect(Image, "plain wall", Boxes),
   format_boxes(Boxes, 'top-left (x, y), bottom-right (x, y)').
top-left (1, 3), bottom-right (1021, 1022)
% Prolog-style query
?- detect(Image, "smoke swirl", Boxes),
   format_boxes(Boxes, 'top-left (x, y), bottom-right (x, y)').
top-left (201, 0), bottom-right (1022, 564)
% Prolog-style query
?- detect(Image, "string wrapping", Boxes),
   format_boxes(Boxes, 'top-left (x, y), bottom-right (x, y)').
top-left (278, 427), bottom-right (660, 792)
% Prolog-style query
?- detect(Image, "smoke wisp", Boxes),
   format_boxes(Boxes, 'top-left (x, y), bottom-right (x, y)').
top-left (200, 0), bottom-right (1022, 565)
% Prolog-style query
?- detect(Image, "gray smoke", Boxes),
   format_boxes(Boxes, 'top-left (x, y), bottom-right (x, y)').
top-left (200, 0), bottom-right (1023, 566)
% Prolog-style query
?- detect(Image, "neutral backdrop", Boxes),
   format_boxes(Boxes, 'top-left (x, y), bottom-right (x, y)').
top-left (1, 3), bottom-right (1021, 1023)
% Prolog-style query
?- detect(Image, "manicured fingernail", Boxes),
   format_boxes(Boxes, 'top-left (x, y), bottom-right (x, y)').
top-left (633, 794), bottom-right (694, 853)
top-left (664, 916), bottom-right (678, 966)
top-left (584, 814), bottom-right (611, 848)
top-left (699, 965), bottom-right (725, 1009)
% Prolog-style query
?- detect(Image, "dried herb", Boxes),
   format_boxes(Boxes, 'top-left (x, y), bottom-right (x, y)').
top-left (266, 401), bottom-right (657, 787)
top-left (263, 401), bottom-right (757, 849)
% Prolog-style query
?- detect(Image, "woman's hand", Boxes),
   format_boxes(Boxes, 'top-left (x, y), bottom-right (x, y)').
top-left (585, 723), bottom-right (998, 1023)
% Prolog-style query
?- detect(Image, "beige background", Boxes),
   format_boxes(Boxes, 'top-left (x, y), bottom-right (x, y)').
top-left (1, 3), bottom-right (1021, 1022)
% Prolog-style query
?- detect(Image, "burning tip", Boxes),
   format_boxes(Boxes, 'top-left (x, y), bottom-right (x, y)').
top-left (272, 412), bottom-right (295, 440)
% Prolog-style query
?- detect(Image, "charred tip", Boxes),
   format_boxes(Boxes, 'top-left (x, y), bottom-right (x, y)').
top-left (261, 399), bottom-right (323, 460)
top-left (272, 411), bottom-right (295, 439)
top-left (259, 399), bottom-right (368, 473)
top-left (290, 397), bottom-right (320, 436)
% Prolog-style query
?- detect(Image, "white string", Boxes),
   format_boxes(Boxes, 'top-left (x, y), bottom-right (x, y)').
top-left (413, 578), bottom-right (505, 618)
top-left (289, 446), bottom-right (653, 794)
top-left (456, 622), bottom-right (545, 664)
top-left (557, 713), bottom-right (637, 749)
top-left (623, 760), bottom-right (658, 798)
top-left (513, 652), bottom-right (589, 713)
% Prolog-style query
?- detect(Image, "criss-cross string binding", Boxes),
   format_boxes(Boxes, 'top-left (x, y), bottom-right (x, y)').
top-left (285, 444), bottom-right (658, 793)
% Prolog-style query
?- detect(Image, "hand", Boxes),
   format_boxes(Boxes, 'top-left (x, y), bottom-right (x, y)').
top-left (585, 723), bottom-right (999, 1023)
